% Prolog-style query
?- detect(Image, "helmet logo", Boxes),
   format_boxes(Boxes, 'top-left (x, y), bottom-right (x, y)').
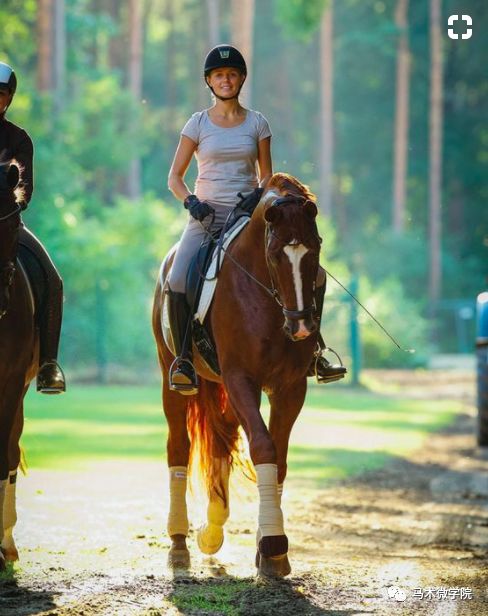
top-left (219, 50), bottom-right (230, 59)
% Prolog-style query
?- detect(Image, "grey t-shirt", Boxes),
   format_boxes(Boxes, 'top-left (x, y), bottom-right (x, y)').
top-left (181, 109), bottom-right (272, 208)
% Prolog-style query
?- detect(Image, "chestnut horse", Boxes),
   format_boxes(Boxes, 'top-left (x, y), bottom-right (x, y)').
top-left (0, 162), bottom-right (38, 569)
top-left (152, 173), bottom-right (322, 577)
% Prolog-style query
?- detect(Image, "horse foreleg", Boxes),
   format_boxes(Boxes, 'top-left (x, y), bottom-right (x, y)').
top-left (0, 378), bottom-right (25, 569)
top-left (1, 391), bottom-right (25, 562)
top-left (254, 379), bottom-right (308, 577)
top-left (163, 381), bottom-right (191, 568)
top-left (224, 373), bottom-right (288, 576)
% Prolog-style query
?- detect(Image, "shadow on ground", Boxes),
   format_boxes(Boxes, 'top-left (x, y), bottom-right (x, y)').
top-left (166, 569), bottom-right (373, 616)
top-left (0, 565), bottom-right (57, 616)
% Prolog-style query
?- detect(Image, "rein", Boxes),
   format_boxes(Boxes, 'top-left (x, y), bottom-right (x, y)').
top-left (198, 194), bottom-right (320, 321)
top-left (0, 202), bottom-right (21, 222)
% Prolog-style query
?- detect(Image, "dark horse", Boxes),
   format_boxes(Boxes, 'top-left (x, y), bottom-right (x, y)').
top-left (153, 173), bottom-right (322, 577)
top-left (0, 162), bottom-right (38, 569)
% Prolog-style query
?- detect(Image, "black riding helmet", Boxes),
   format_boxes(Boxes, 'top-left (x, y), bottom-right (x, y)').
top-left (0, 62), bottom-right (17, 95)
top-left (203, 45), bottom-right (247, 100)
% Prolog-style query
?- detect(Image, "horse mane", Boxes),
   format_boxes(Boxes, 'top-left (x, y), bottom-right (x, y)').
top-left (267, 172), bottom-right (317, 203)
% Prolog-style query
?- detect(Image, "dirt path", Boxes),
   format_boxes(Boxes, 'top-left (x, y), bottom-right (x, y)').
top-left (1, 371), bottom-right (487, 615)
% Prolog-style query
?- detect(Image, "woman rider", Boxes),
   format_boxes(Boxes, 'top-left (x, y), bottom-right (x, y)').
top-left (167, 45), bottom-right (345, 394)
top-left (0, 62), bottom-right (65, 393)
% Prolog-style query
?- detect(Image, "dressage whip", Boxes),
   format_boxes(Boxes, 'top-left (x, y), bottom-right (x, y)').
top-left (197, 216), bottom-right (416, 355)
top-left (325, 269), bottom-right (416, 354)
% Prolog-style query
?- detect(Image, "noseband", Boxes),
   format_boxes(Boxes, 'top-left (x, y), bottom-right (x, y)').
top-left (265, 195), bottom-right (321, 323)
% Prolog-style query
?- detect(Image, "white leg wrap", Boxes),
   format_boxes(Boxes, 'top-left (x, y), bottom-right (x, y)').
top-left (1, 471), bottom-right (18, 557)
top-left (256, 482), bottom-right (283, 546)
top-left (167, 466), bottom-right (189, 537)
top-left (0, 479), bottom-right (7, 545)
top-left (256, 464), bottom-right (285, 538)
top-left (3, 471), bottom-right (17, 538)
top-left (197, 458), bottom-right (229, 555)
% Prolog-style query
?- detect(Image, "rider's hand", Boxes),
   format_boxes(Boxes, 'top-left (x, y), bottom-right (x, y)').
top-left (236, 187), bottom-right (264, 215)
top-left (184, 194), bottom-right (215, 221)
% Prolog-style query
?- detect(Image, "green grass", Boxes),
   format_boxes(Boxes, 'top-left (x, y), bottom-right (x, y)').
top-left (169, 579), bottom-right (253, 616)
top-left (21, 383), bottom-right (463, 484)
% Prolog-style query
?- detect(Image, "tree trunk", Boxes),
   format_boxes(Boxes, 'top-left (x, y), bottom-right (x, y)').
top-left (207, 0), bottom-right (220, 48)
top-left (319, 1), bottom-right (334, 218)
top-left (127, 0), bottom-right (143, 199)
top-left (230, 0), bottom-right (255, 107)
top-left (429, 0), bottom-right (443, 306)
top-left (37, 0), bottom-right (54, 92)
top-left (392, 0), bottom-right (410, 233)
top-left (53, 0), bottom-right (66, 113)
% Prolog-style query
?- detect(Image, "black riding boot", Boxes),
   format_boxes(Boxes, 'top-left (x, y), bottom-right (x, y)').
top-left (18, 227), bottom-right (66, 394)
top-left (166, 289), bottom-right (198, 395)
top-left (307, 282), bottom-right (347, 383)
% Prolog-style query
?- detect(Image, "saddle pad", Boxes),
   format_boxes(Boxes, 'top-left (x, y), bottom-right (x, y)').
top-left (195, 215), bottom-right (250, 324)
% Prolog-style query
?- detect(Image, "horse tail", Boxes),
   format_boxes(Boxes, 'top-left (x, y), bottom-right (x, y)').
top-left (187, 379), bottom-right (255, 506)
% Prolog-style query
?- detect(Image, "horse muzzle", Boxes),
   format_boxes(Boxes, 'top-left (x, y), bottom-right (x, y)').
top-left (282, 305), bottom-right (317, 341)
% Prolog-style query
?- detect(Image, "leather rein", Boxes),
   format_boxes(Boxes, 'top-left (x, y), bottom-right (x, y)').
top-left (199, 194), bottom-right (322, 322)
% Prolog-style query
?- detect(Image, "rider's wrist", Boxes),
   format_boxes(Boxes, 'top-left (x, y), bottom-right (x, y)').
top-left (184, 194), bottom-right (199, 210)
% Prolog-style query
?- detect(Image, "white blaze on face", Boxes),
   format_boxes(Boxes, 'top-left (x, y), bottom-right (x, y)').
top-left (283, 243), bottom-right (308, 311)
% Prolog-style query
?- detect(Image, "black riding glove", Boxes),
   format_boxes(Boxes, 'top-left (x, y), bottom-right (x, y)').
top-left (236, 187), bottom-right (264, 215)
top-left (184, 194), bottom-right (215, 221)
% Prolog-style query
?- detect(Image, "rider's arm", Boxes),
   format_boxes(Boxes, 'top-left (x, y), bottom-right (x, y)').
top-left (168, 135), bottom-right (197, 203)
top-left (257, 136), bottom-right (272, 189)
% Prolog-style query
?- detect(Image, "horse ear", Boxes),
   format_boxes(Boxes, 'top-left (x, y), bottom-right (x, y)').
top-left (7, 164), bottom-right (19, 189)
top-left (264, 206), bottom-right (283, 224)
top-left (304, 200), bottom-right (318, 219)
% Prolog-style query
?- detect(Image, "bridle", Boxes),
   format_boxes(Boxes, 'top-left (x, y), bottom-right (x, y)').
top-left (264, 195), bottom-right (322, 322)
top-left (198, 193), bottom-right (322, 323)
top-left (0, 200), bottom-right (21, 221)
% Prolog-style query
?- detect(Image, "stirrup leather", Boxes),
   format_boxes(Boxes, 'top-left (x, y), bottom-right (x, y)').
top-left (310, 345), bottom-right (346, 384)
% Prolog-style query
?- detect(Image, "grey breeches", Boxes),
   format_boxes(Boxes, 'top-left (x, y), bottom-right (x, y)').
top-left (167, 204), bottom-right (233, 293)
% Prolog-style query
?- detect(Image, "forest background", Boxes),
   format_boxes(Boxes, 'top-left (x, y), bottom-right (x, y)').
top-left (1, 0), bottom-right (486, 380)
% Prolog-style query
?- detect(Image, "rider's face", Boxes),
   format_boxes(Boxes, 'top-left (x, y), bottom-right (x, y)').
top-left (0, 90), bottom-right (12, 113)
top-left (206, 68), bottom-right (245, 98)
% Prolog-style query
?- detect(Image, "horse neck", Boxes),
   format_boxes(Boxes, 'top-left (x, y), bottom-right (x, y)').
top-left (0, 195), bottom-right (19, 264)
top-left (233, 208), bottom-right (268, 273)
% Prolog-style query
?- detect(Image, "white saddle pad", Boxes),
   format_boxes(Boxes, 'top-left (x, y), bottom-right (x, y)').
top-left (195, 216), bottom-right (250, 324)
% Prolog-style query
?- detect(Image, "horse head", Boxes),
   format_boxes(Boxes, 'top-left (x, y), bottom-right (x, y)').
top-left (0, 161), bottom-right (21, 318)
top-left (263, 173), bottom-right (322, 341)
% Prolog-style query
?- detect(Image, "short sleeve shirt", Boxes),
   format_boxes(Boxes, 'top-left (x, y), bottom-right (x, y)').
top-left (181, 109), bottom-right (271, 208)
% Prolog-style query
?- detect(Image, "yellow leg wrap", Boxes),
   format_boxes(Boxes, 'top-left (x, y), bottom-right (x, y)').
top-left (167, 466), bottom-right (189, 537)
top-left (1, 471), bottom-right (18, 560)
top-left (197, 458), bottom-right (229, 555)
top-left (255, 464), bottom-right (285, 539)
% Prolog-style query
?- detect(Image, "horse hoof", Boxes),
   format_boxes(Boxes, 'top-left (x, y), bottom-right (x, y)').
top-left (2, 546), bottom-right (19, 562)
top-left (168, 547), bottom-right (190, 569)
top-left (257, 553), bottom-right (291, 578)
top-left (197, 523), bottom-right (224, 555)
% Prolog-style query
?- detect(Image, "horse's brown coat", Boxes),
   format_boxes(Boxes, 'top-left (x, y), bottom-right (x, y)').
top-left (152, 173), bottom-right (322, 576)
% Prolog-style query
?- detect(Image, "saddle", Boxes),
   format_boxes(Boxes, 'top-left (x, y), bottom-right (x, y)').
top-left (163, 208), bottom-right (251, 376)
top-left (17, 243), bottom-right (47, 324)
